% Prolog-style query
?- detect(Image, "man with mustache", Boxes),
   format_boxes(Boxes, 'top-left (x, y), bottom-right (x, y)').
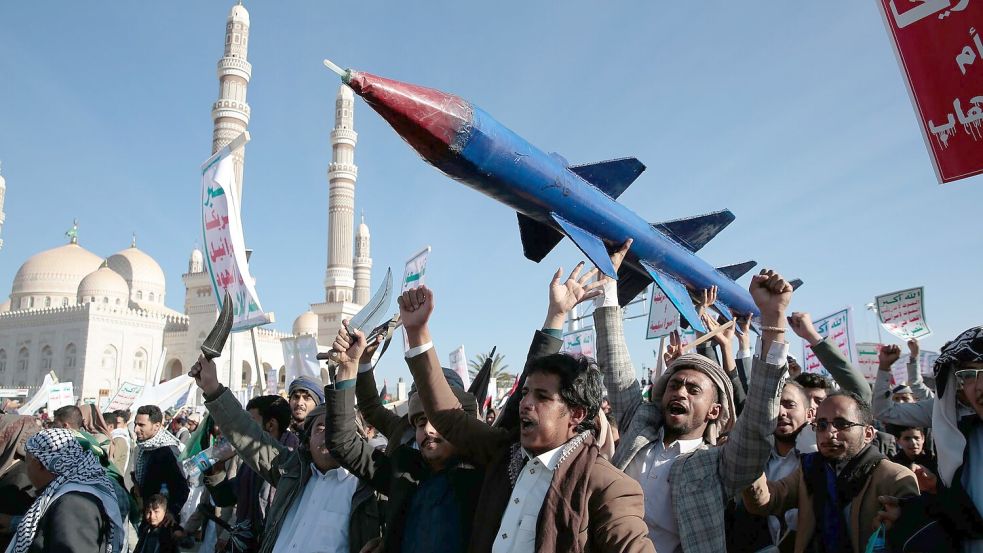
top-left (324, 322), bottom-right (484, 553)
top-left (743, 390), bottom-right (918, 552)
top-left (598, 262), bottom-right (791, 553)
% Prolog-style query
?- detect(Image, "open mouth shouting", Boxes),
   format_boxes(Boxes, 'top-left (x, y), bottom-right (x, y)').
top-left (666, 400), bottom-right (688, 421)
top-left (519, 416), bottom-right (537, 435)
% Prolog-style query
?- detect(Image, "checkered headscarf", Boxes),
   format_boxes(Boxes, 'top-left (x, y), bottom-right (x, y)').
top-left (13, 429), bottom-right (118, 553)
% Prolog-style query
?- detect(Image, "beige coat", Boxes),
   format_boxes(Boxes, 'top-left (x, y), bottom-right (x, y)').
top-left (743, 458), bottom-right (919, 552)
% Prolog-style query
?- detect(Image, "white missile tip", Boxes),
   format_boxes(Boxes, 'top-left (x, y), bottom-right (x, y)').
top-left (322, 59), bottom-right (347, 78)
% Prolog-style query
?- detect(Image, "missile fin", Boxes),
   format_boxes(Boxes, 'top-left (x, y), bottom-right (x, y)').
top-left (567, 157), bottom-right (646, 200)
top-left (652, 209), bottom-right (736, 252)
top-left (549, 213), bottom-right (617, 279)
top-left (639, 260), bottom-right (707, 333)
top-left (713, 300), bottom-right (734, 322)
top-left (790, 278), bottom-right (804, 291)
top-left (716, 260), bottom-right (758, 281)
top-left (517, 213), bottom-right (565, 262)
top-left (616, 260), bottom-right (653, 308)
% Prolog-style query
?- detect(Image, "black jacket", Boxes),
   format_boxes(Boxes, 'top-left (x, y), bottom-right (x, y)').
top-left (134, 446), bottom-right (189, 520)
top-left (29, 491), bottom-right (111, 553)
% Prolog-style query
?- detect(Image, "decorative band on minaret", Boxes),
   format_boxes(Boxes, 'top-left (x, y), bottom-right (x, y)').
top-left (324, 85), bottom-right (358, 304)
top-left (0, 161), bottom-right (6, 251)
top-left (211, 3), bottom-right (251, 204)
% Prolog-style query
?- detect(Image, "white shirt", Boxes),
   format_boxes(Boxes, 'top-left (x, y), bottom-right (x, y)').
top-left (492, 445), bottom-right (564, 553)
top-left (765, 446), bottom-right (800, 544)
top-left (625, 428), bottom-right (703, 553)
top-left (272, 464), bottom-right (359, 553)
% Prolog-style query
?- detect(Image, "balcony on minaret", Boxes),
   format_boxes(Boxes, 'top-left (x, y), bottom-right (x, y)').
top-left (328, 162), bottom-right (358, 181)
top-left (216, 57), bottom-right (252, 80)
top-left (331, 128), bottom-right (357, 146)
top-left (212, 101), bottom-right (251, 124)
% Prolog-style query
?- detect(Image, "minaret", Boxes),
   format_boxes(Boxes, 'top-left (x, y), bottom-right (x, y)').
top-left (353, 213), bottom-right (372, 305)
top-left (324, 85), bottom-right (358, 305)
top-left (0, 161), bottom-right (5, 251)
top-left (211, 2), bottom-right (251, 204)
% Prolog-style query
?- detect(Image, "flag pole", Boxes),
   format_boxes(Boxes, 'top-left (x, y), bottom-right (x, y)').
top-left (250, 327), bottom-right (265, 394)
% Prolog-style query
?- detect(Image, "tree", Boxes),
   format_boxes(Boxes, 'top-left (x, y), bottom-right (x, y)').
top-left (469, 351), bottom-right (514, 390)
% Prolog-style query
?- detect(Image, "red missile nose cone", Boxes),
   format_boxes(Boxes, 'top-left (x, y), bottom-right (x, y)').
top-left (347, 71), bottom-right (472, 162)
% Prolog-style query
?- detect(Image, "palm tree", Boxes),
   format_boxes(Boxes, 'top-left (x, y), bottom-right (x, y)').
top-left (469, 351), bottom-right (514, 390)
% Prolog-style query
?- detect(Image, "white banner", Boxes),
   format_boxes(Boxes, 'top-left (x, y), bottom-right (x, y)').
top-left (131, 375), bottom-right (195, 416)
top-left (802, 308), bottom-right (855, 378)
top-left (401, 246), bottom-right (431, 293)
top-left (875, 287), bottom-right (931, 340)
top-left (646, 286), bottom-right (680, 340)
top-left (282, 336), bottom-right (321, 387)
top-left (201, 138), bottom-right (271, 331)
top-left (855, 342), bottom-right (882, 383)
top-left (105, 381), bottom-right (145, 413)
top-left (47, 382), bottom-right (74, 413)
top-left (562, 328), bottom-right (596, 359)
top-left (449, 346), bottom-right (470, 389)
top-left (18, 373), bottom-right (57, 416)
top-left (889, 350), bottom-right (941, 381)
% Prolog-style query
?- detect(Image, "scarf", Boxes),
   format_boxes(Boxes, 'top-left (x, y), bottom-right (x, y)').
top-left (12, 429), bottom-right (120, 553)
top-left (802, 444), bottom-right (885, 553)
top-left (134, 428), bottom-right (182, 486)
top-left (80, 404), bottom-right (112, 438)
top-left (652, 353), bottom-right (736, 444)
top-left (932, 325), bottom-right (983, 486)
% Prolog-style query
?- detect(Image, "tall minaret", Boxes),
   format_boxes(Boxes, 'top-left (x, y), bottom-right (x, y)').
top-left (324, 85), bottom-right (358, 305)
top-left (0, 161), bottom-right (5, 251)
top-left (353, 214), bottom-right (372, 305)
top-left (211, 2), bottom-right (251, 203)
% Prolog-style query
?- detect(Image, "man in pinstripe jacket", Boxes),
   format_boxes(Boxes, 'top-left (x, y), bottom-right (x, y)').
top-left (596, 264), bottom-right (791, 553)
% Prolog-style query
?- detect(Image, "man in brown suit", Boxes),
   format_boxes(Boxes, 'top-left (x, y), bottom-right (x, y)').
top-left (397, 283), bottom-right (653, 553)
top-left (743, 390), bottom-right (918, 552)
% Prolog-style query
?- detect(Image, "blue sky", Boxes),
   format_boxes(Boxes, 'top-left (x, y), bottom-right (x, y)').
top-left (2, 2), bottom-right (981, 387)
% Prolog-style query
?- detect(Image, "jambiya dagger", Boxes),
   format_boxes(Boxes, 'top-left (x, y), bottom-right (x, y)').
top-left (323, 59), bottom-right (799, 331)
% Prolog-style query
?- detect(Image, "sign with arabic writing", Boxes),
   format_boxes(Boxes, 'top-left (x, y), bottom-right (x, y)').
top-left (877, 0), bottom-right (983, 182)
top-left (401, 246), bottom-right (431, 293)
top-left (201, 142), bottom-right (271, 331)
top-left (856, 342), bottom-right (883, 382)
top-left (105, 381), bottom-right (144, 413)
top-left (890, 350), bottom-right (941, 378)
top-left (802, 308), bottom-right (855, 377)
top-left (874, 286), bottom-right (932, 339)
top-left (646, 285), bottom-right (680, 340)
top-left (47, 382), bottom-right (74, 413)
top-left (562, 328), bottom-right (596, 359)
top-left (448, 346), bottom-right (470, 389)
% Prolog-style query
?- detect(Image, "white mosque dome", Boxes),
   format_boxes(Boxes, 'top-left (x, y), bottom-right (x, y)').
top-left (292, 310), bottom-right (318, 336)
top-left (357, 220), bottom-right (370, 236)
top-left (11, 243), bottom-right (103, 309)
top-left (106, 245), bottom-right (166, 305)
top-left (78, 264), bottom-right (129, 306)
top-left (229, 3), bottom-right (249, 24)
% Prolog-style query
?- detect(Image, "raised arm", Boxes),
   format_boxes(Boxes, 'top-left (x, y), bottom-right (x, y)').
top-left (354, 335), bottom-right (404, 441)
top-left (718, 269), bottom-right (789, 496)
top-left (742, 468), bottom-right (801, 517)
top-left (191, 355), bottom-right (288, 485)
top-left (399, 286), bottom-right (512, 467)
top-left (790, 312), bottom-right (870, 402)
top-left (906, 339), bottom-right (934, 400)
top-left (872, 345), bottom-right (934, 427)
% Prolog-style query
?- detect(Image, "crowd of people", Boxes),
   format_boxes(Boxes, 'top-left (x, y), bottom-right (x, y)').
top-left (0, 241), bottom-right (980, 553)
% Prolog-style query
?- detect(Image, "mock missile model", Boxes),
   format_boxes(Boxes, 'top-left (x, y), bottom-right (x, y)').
top-left (324, 60), bottom-right (774, 333)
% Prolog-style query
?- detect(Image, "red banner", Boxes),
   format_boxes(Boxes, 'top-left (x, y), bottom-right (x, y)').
top-left (878, 0), bottom-right (983, 183)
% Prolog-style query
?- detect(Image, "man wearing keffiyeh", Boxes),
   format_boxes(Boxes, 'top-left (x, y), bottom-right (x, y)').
top-left (10, 428), bottom-right (126, 553)
top-left (132, 405), bottom-right (188, 524)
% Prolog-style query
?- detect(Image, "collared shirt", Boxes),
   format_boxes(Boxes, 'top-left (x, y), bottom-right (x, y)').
top-left (272, 464), bottom-right (359, 553)
top-left (625, 428), bottom-right (703, 553)
top-left (766, 446), bottom-right (800, 544)
top-left (492, 445), bottom-right (564, 553)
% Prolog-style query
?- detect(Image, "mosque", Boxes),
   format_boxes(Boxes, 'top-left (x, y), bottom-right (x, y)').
top-left (0, 3), bottom-right (372, 404)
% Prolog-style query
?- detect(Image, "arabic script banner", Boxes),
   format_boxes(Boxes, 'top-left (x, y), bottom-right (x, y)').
top-left (877, 0), bottom-right (983, 182)
top-left (875, 286), bottom-right (932, 340)
top-left (646, 286), bottom-right (680, 340)
top-left (563, 328), bottom-right (596, 359)
top-left (201, 146), bottom-right (271, 331)
top-left (802, 308), bottom-right (855, 377)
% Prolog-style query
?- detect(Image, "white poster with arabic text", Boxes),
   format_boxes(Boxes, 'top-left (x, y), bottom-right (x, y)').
top-left (562, 328), bottom-right (596, 359)
top-left (802, 308), bottom-right (855, 378)
top-left (875, 287), bottom-right (931, 340)
top-left (646, 286), bottom-right (680, 340)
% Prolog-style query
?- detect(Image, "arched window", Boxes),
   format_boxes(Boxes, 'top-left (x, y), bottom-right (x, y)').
top-left (241, 361), bottom-right (252, 388)
top-left (278, 366), bottom-right (286, 390)
top-left (28, 298), bottom-right (34, 309)
top-left (64, 344), bottom-right (77, 370)
top-left (133, 348), bottom-right (147, 372)
top-left (40, 346), bottom-right (52, 370)
top-left (102, 297), bottom-right (108, 303)
top-left (136, 291), bottom-right (143, 300)
top-left (62, 298), bottom-right (69, 307)
top-left (164, 359), bottom-right (183, 383)
top-left (148, 292), bottom-right (155, 302)
top-left (101, 346), bottom-right (118, 372)
top-left (16, 348), bottom-right (28, 372)
top-left (44, 297), bottom-right (51, 308)
top-left (0, 350), bottom-right (6, 373)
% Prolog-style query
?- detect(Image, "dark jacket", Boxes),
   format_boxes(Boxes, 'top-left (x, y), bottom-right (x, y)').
top-left (134, 446), bottom-right (189, 520)
top-left (204, 386), bottom-right (383, 553)
top-left (327, 386), bottom-right (484, 553)
top-left (356, 368), bottom-right (414, 456)
top-left (29, 491), bottom-right (112, 553)
top-left (134, 522), bottom-right (178, 553)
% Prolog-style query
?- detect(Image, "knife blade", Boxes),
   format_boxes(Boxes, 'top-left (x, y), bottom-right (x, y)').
top-left (201, 291), bottom-right (234, 360)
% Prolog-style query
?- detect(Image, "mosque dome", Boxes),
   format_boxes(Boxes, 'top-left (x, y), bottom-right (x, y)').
top-left (189, 248), bottom-right (204, 274)
top-left (78, 264), bottom-right (129, 306)
top-left (106, 245), bottom-right (166, 305)
top-left (292, 310), bottom-right (318, 336)
top-left (228, 3), bottom-right (249, 24)
top-left (11, 243), bottom-right (103, 309)
top-left (339, 84), bottom-right (355, 101)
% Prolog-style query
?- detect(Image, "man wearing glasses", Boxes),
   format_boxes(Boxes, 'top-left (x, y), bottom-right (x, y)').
top-left (877, 326), bottom-right (983, 552)
top-left (742, 390), bottom-right (918, 552)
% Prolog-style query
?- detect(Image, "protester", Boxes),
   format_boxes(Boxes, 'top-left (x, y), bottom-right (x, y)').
top-left (286, 376), bottom-right (324, 435)
top-left (484, 408), bottom-right (497, 426)
top-left (788, 312), bottom-right (871, 402)
top-left (80, 404), bottom-right (112, 445)
top-left (872, 345), bottom-right (934, 428)
top-left (171, 417), bottom-right (191, 449)
top-left (190, 355), bottom-right (383, 553)
top-left (0, 416), bottom-right (40, 551)
top-left (134, 494), bottom-right (177, 553)
top-left (599, 262), bottom-right (790, 553)
top-left (743, 391), bottom-right (918, 552)
top-left (11, 428), bottom-right (126, 553)
top-left (327, 322), bottom-right (484, 553)
top-left (103, 412), bottom-right (130, 476)
top-left (132, 405), bottom-right (189, 522)
top-left (398, 281), bottom-right (654, 552)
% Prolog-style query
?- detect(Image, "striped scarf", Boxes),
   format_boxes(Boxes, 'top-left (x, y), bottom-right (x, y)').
top-left (134, 428), bottom-right (182, 486)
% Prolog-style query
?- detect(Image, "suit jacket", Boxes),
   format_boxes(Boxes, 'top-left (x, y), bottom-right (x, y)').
top-left (136, 446), bottom-right (189, 520)
top-left (406, 346), bottom-right (653, 553)
top-left (743, 457), bottom-right (918, 553)
top-left (596, 306), bottom-right (785, 553)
